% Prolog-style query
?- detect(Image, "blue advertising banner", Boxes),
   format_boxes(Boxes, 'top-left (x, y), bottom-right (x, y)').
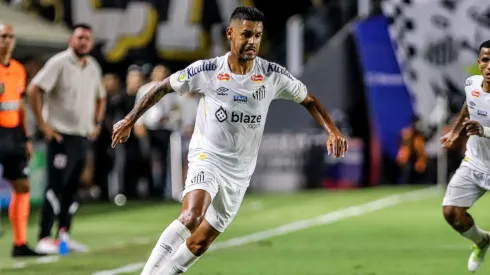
top-left (353, 15), bottom-right (414, 160)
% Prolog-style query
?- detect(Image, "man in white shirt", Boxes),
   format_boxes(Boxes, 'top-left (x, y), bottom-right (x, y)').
top-left (112, 6), bottom-right (348, 275)
top-left (441, 40), bottom-right (490, 273)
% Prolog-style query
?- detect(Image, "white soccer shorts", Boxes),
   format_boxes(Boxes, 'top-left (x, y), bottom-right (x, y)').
top-left (182, 164), bottom-right (247, 232)
top-left (442, 166), bottom-right (489, 208)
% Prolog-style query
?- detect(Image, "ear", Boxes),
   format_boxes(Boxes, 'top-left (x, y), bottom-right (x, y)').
top-left (226, 27), bottom-right (233, 41)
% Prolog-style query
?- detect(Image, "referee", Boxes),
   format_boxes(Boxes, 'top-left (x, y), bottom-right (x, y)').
top-left (27, 24), bottom-right (106, 254)
top-left (0, 23), bottom-right (44, 257)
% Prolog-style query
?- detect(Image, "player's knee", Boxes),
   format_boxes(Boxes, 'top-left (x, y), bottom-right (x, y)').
top-left (178, 211), bottom-right (205, 232)
top-left (443, 206), bottom-right (467, 227)
top-left (11, 179), bottom-right (30, 193)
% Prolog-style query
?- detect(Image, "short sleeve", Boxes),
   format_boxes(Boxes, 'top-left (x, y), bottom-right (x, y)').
top-left (30, 57), bottom-right (61, 94)
top-left (169, 60), bottom-right (212, 95)
top-left (272, 64), bottom-right (308, 103)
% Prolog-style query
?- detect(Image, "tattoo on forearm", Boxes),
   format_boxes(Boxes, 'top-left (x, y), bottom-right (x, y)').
top-left (452, 102), bottom-right (469, 134)
top-left (125, 78), bottom-right (174, 124)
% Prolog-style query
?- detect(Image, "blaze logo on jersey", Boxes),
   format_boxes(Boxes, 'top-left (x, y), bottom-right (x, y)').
top-left (215, 107), bottom-right (262, 129)
top-left (251, 74), bottom-right (263, 83)
top-left (231, 112), bottom-right (262, 124)
top-left (216, 87), bottom-right (229, 96)
top-left (215, 106), bottom-right (228, 122)
top-left (253, 85), bottom-right (266, 101)
top-left (478, 110), bottom-right (488, 117)
top-left (472, 90), bottom-right (480, 98)
top-left (186, 61), bottom-right (217, 78)
top-left (466, 78), bottom-right (473, 86)
top-left (233, 95), bottom-right (248, 103)
top-left (469, 101), bottom-right (476, 109)
top-left (217, 73), bottom-right (230, 81)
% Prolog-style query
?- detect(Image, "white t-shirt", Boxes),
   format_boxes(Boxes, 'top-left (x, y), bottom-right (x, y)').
top-left (461, 75), bottom-right (490, 174)
top-left (169, 52), bottom-right (308, 186)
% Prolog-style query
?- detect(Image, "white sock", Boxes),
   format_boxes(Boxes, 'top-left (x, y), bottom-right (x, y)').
top-left (462, 224), bottom-right (489, 247)
top-left (156, 242), bottom-right (200, 275)
top-left (141, 220), bottom-right (191, 275)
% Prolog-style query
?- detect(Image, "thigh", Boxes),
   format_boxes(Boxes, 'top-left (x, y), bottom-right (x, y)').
top-left (205, 179), bottom-right (247, 233)
top-left (442, 166), bottom-right (486, 208)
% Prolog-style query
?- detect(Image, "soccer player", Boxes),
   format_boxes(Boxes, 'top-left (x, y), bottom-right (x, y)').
top-left (111, 7), bottom-right (348, 275)
top-left (0, 23), bottom-right (44, 257)
top-left (441, 40), bottom-right (490, 272)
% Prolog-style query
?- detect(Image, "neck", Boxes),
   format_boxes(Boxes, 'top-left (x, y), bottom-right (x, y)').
top-left (70, 48), bottom-right (87, 65)
top-left (0, 53), bottom-right (11, 66)
top-left (483, 81), bottom-right (490, 93)
top-left (228, 53), bottom-right (253, 75)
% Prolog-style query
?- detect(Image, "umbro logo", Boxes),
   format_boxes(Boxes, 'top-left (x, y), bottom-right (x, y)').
top-left (216, 87), bottom-right (229, 96)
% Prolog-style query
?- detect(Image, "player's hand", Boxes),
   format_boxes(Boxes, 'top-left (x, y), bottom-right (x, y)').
top-left (326, 130), bottom-right (348, 158)
top-left (463, 118), bottom-right (484, 137)
top-left (440, 131), bottom-right (459, 149)
top-left (111, 118), bottom-right (133, 148)
top-left (88, 125), bottom-right (102, 141)
top-left (41, 124), bottom-right (63, 143)
top-left (25, 141), bottom-right (33, 161)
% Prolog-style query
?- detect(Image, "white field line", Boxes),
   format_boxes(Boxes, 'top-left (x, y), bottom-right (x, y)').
top-left (92, 187), bottom-right (440, 275)
top-left (0, 236), bottom-right (156, 271)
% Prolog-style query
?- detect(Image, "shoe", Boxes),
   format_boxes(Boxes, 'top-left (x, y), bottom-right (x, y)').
top-left (67, 239), bottom-right (89, 253)
top-left (61, 233), bottom-right (89, 253)
top-left (12, 244), bottom-right (47, 257)
top-left (468, 235), bottom-right (490, 272)
top-left (35, 237), bottom-right (59, 255)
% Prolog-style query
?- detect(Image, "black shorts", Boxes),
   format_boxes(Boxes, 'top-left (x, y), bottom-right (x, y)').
top-left (0, 126), bottom-right (28, 181)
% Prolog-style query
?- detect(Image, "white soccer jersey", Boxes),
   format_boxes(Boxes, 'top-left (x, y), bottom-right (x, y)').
top-left (169, 52), bottom-right (308, 186)
top-left (462, 75), bottom-right (490, 174)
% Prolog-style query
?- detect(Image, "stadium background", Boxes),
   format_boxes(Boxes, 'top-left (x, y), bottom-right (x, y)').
top-left (0, 0), bottom-right (489, 274)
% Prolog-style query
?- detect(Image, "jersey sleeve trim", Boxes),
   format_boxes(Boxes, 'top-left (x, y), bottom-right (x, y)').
top-left (169, 70), bottom-right (186, 95)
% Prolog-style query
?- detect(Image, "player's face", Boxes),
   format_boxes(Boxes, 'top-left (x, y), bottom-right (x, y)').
top-left (0, 24), bottom-right (15, 56)
top-left (227, 20), bottom-right (263, 61)
top-left (478, 47), bottom-right (490, 83)
top-left (69, 28), bottom-right (94, 57)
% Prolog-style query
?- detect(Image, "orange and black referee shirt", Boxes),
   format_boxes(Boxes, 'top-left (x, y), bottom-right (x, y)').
top-left (0, 59), bottom-right (26, 128)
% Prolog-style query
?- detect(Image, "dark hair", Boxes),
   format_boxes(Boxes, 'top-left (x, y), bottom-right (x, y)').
top-left (230, 6), bottom-right (264, 22)
top-left (479, 40), bottom-right (490, 54)
top-left (72, 23), bottom-right (92, 32)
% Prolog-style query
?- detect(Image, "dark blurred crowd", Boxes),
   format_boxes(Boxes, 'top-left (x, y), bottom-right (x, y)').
top-left (20, 56), bottom-right (199, 202)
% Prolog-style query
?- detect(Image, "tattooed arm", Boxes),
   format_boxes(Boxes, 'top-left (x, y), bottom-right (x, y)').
top-left (111, 77), bottom-right (175, 147)
top-left (124, 77), bottom-right (175, 125)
